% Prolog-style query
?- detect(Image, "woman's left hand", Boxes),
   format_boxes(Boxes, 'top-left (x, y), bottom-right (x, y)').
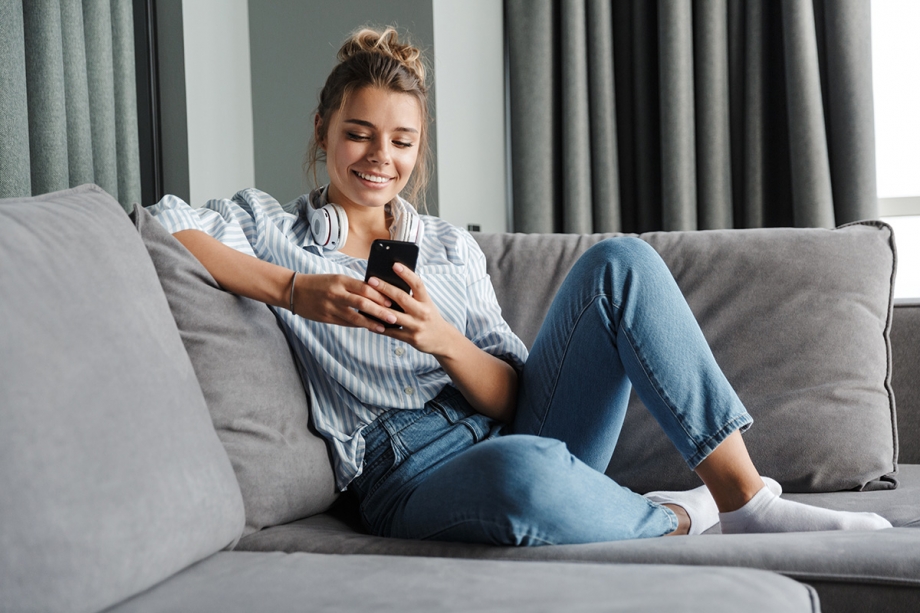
top-left (366, 263), bottom-right (460, 356)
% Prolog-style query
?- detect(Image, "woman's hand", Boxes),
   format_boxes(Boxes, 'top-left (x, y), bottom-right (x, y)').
top-left (294, 273), bottom-right (400, 333)
top-left (366, 263), bottom-right (455, 355)
top-left (369, 264), bottom-right (519, 422)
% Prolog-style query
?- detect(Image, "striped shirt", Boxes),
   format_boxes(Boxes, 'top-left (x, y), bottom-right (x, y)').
top-left (149, 187), bottom-right (528, 490)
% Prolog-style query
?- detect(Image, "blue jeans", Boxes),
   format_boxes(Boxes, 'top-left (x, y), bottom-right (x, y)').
top-left (350, 237), bottom-right (753, 545)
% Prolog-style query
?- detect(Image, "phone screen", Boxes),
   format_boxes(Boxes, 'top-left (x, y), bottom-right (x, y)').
top-left (362, 239), bottom-right (420, 328)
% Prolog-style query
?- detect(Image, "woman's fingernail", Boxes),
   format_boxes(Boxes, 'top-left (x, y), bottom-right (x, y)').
top-left (393, 263), bottom-right (404, 273)
top-left (368, 277), bottom-right (379, 287)
top-left (386, 314), bottom-right (397, 324)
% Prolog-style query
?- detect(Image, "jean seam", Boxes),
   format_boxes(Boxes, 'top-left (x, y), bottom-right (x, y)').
top-left (417, 517), bottom-right (558, 546)
top-left (619, 321), bottom-right (701, 461)
top-left (646, 498), bottom-right (680, 535)
top-left (531, 293), bottom-right (610, 437)
top-left (685, 412), bottom-right (754, 469)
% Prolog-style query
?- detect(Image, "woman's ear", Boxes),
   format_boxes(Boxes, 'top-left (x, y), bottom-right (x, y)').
top-left (314, 114), bottom-right (325, 150)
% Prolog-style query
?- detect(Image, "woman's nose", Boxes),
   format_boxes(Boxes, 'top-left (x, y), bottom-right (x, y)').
top-left (367, 139), bottom-right (391, 164)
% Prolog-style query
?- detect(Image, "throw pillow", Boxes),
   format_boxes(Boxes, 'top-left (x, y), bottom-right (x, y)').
top-left (132, 204), bottom-right (338, 535)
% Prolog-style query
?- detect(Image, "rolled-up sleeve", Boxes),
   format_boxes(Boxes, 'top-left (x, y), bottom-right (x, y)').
top-left (147, 194), bottom-right (259, 257)
top-left (462, 232), bottom-right (529, 372)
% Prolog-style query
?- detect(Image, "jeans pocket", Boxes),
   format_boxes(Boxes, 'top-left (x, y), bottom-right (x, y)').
top-left (431, 396), bottom-right (494, 443)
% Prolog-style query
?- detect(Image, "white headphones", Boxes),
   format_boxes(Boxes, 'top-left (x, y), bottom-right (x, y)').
top-left (306, 187), bottom-right (424, 251)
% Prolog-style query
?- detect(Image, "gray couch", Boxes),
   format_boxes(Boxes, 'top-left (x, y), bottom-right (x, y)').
top-left (3, 184), bottom-right (917, 613)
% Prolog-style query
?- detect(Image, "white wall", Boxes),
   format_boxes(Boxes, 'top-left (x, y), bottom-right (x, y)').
top-left (872, 0), bottom-right (920, 298)
top-left (182, 0), bottom-right (255, 205)
top-left (432, 0), bottom-right (507, 232)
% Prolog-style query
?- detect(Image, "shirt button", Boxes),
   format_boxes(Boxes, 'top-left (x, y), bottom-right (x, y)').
top-left (404, 387), bottom-right (414, 396)
top-left (394, 347), bottom-right (405, 357)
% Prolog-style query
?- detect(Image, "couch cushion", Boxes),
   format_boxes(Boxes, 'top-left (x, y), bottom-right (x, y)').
top-left (475, 222), bottom-right (897, 493)
top-left (237, 511), bottom-right (919, 613)
top-left (133, 204), bottom-right (337, 535)
top-left (0, 185), bottom-right (245, 613)
top-left (106, 551), bottom-right (818, 613)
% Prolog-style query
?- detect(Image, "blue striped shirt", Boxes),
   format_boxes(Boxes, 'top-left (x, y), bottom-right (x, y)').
top-left (149, 188), bottom-right (528, 490)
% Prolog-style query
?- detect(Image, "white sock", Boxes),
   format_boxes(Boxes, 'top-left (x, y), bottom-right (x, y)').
top-left (645, 477), bottom-right (782, 535)
top-left (719, 486), bottom-right (892, 534)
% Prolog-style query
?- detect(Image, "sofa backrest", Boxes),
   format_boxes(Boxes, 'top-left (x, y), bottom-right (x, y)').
top-left (0, 186), bottom-right (245, 613)
top-left (891, 300), bottom-right (920, 464)
top-left (474, 223), bottom-right (901, 493)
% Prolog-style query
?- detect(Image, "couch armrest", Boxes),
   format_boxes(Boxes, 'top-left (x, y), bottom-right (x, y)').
top-left (892, 300), bottom-right (920, 464)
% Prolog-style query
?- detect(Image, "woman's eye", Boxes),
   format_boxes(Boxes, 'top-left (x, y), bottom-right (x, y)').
top-left (347, 132), bottom-right (370, 141)
top-left (394, 141), bottom-right (414, 148)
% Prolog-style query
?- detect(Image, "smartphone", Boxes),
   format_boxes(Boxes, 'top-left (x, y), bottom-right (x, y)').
top-left (362, 239), bottom-right (420, 328)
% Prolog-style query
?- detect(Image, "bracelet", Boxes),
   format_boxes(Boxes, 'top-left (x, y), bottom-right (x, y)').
top-left (289, 271), bottom-right (298, 315)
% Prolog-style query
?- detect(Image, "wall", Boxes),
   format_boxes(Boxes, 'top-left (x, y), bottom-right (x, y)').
top-left (182, 0), bottom-right (255, 205)
top-left (155, 0), bottom-right (255, 206)
top-left (432, 0), bottom-right (507, 232)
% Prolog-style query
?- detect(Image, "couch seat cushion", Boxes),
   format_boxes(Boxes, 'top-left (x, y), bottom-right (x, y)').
top-left (236, 466), bottom-right (920, 613)
top-left (0, 185), bottom-right (244, 613)
top-left (106, 551), bottom-right (817, 613)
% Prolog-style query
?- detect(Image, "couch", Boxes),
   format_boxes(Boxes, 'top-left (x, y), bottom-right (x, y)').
top-left (3, 184), bottom-right (918, 612)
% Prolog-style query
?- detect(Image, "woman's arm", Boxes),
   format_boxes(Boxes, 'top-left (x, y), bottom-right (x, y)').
top-left (172, 230), bottom-right (397, 330)
top-left (368, 264), bottom-right (519, 422)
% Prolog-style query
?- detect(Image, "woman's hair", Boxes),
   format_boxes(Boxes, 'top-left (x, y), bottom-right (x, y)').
top-left (306, 26), bottom-right (430, 208)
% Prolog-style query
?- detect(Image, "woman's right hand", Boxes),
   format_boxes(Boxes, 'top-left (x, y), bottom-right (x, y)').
top-left (294, 273), bottom-right (397, 332)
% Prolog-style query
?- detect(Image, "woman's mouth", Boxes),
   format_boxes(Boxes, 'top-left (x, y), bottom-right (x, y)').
top-left (353, 170), bottom-right (393, 186)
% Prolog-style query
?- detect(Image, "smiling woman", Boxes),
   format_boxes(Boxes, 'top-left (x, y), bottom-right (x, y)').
top-left (147, 25), bottom-right (891, 551)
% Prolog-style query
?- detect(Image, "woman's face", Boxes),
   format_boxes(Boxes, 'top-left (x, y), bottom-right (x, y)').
top-left (319, 86), bottom-right (422, 213)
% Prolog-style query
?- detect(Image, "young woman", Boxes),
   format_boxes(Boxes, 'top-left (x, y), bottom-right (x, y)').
top-left (151, 27), bottom-right (891, 544)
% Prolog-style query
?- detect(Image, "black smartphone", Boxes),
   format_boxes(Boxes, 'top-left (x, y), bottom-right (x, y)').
top-left (362, 239), bottom-right (420, 328)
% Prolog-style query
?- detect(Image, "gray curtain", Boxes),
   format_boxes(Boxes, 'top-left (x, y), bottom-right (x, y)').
top-left (506, 0), bottom-right (878, 233)
top-left (0, 0), bottom-right (140, 211)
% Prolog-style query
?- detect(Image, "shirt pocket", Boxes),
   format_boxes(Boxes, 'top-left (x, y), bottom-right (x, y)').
top-left (416, 264), bottom-right (468, 331)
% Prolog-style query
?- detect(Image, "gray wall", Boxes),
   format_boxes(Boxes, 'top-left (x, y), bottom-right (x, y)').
top-left (247, 0), bottom-right (438, 212)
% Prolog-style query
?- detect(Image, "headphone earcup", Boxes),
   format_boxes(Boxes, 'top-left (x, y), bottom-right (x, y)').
top-left (390, 202), bottom-right (424, 245)
top-left (310, 203), bottom-right (348, 251)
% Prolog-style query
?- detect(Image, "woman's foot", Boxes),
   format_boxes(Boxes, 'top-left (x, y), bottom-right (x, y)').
top-left (646, 477), bottom-right (781, 535)
top-left (719, 486), bottom-right (892, 534)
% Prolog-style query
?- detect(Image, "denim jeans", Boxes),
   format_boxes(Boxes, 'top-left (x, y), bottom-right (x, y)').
top-left (350, 237), bottom-right (753, 545)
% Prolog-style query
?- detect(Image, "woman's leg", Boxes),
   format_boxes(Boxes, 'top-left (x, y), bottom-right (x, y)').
top-left (514, 237), bottom-right (890, 534)
top-left (513, 237), bottom-right (751, 473)
top-left (353, 389), bottom-right (678, 545)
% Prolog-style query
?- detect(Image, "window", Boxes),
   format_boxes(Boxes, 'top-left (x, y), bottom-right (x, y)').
top-left (872, 0), bottom-right (920, 299)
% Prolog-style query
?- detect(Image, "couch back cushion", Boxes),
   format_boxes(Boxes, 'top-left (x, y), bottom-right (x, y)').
top-left (475, 222), bottom-right (897, 493)
top-left (133, 205), bottom-right (338, 535)
top-left (0, 185), bottom-right (245, 613)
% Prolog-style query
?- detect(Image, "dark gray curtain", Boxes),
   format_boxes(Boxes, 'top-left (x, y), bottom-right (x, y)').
top-left (506, 0), bottom-right (878, 233)
top-left (0, 0), bottom-right (140, 210)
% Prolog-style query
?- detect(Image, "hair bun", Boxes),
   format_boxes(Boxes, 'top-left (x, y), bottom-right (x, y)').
top-left (339, 27), bottom-right (426, 85)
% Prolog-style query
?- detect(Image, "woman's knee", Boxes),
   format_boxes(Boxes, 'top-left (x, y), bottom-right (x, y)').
top-left (574, 237), bottom-right (672, 293)
top-left (472, 436), bottom-right (576, 517)
top-left (589, 237), bottom-right (662, 270)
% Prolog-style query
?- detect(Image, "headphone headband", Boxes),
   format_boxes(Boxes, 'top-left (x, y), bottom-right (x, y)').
top-left (306, 187), bottom-right (423, 251)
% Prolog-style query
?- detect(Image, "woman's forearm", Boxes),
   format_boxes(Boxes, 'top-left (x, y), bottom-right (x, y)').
top-left (173, 230), bottom-right (293, 309)
top-left (433, 326), bottom-right (519, 423)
